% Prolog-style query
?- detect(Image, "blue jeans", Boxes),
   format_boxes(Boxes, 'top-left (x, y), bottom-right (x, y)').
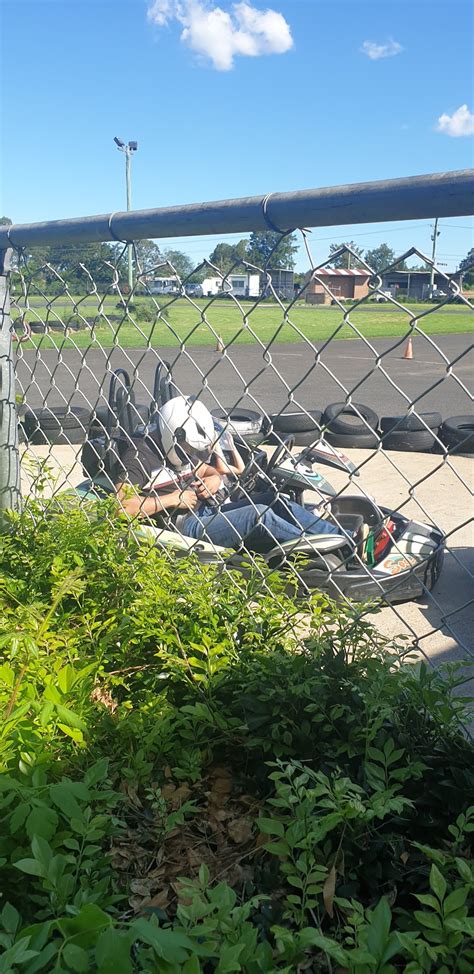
top-left (182, 491), bottom-right (339, 550)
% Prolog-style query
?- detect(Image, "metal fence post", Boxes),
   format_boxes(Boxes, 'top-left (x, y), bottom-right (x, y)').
top-left (0, 248), bottom-right (21, 521)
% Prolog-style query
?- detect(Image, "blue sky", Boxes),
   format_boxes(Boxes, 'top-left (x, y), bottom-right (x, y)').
top-left (1, 0), bottom-right (473, 271)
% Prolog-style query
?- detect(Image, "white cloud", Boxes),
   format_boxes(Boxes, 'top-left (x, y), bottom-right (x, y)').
top-left (147, 0), bottom-right (293, 70)
top-left (436, 104), bottom-right (474, 137)
top-left (361, 38), bottom-right (403, 60)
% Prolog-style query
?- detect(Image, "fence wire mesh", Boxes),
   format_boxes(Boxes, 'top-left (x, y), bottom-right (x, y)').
top-left (5, 226), bottom-right (474, 697)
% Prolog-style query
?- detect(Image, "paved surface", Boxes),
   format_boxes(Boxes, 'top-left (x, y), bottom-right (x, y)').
top-left (16, 333), bottom-right (473, 419)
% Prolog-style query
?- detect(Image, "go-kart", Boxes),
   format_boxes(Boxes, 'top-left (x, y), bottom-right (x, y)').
top-left (75, 365), bottom-right (445, 605)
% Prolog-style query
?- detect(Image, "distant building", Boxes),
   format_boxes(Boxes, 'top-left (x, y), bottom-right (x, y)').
top-left (201, 273), bottom-right (260, 298)
top-left (380, 270), bottom-right (460, 300)
top-left (302, 269), bottom-right (370, 305)
top-left (262, 268), bottom-right (295, 300)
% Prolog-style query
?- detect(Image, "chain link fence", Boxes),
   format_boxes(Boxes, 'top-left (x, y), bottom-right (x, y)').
top-left (1, 172), bottom-right (473, 702)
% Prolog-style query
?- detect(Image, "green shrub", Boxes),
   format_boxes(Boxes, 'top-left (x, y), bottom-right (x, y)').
top-left (0, 500), bottom-right (472, 971)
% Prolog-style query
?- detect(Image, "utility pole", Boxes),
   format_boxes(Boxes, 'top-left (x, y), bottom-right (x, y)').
top-left (429, 218), bottom-right (440, 298)
top-left (114, 137), bottom-right (138, 292)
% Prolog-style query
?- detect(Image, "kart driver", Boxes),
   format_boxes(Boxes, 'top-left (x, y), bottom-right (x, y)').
top-left (115, 396), bottom-right (340, 551)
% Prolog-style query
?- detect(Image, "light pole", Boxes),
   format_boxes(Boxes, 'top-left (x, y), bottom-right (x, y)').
top-left (429, 218), bottom-right (440, 299)
top-left (114, 137), bottom-right (138, 292)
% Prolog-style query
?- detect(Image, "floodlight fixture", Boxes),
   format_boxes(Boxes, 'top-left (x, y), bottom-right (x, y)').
top-left (128, 141), bottom-right (138, 151)
top-left (114, 136), bottom-right (125, 148)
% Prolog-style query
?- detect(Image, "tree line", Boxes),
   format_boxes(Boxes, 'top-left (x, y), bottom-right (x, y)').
top-left (2, 216), bottom-right (473, 293)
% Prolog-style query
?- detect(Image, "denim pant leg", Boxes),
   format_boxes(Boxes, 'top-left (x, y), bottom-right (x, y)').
top-left (183, 497), bottom-right (337, 548)
top-left (183, 503), bottom-right (276, 547)
top-left (269, 496), bottom-right (339, 536)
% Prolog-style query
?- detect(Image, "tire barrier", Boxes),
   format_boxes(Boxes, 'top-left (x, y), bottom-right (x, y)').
top-left (323, 402), bottom-right (379, 436)
top-left (439, 415), bottom-right (474, 455)
top-left (380, 429), bottom-right (438, 453)
top-left (211, 407), bottom-right (265, 446)
top-left (380, 412), bottom-right (442, 434)
top-left (23, 407), bottom-right (91, 446)
top-left (269, 409), bottom-right (323, 434)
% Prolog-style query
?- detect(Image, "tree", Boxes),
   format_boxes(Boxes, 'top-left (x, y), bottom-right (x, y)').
top-left (328, 241), bottom-right (365, 269)
top-left (459, 248), bottom-right (474, 287)
top-left (208, 239), bottom-right (248, 275)
top-left (160, 248), bottom-right (194, 280)
top-left (132, 239), bottom-right (162, 274)
top-left (365, 244), bottom-right (396, 273)
top-left (246, 231), bottom-right (299, 270)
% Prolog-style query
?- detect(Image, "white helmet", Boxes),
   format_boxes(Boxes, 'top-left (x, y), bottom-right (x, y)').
top-left (158, 396), bottom-right (216, 468)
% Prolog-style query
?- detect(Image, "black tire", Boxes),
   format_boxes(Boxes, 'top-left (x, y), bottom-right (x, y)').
top-left (211, 407), bottom-right (263, 435)
top-left (323, 402), bottom-right (379, 435)
top-left (325, 430), bottom-right (380, 450)
top-left (292, 429), bottom-right (325, 447)
top-left (23, 406), bottom-right (90, 432)
top-left (381, 429), bottom-right (437, 452)
top-left (23, 406), bottom-right (90, 444)
top-left (28, 425), bottom-right (87, 446)
top-left (380, 412), bottom-right (442, 434)
top-left (269, 409), bottom-right (322, 434)
top-left (439, 415), bottom-right (474, 454)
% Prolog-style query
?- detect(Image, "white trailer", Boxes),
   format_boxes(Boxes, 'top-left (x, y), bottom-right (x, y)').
top-left (201, 274), bottom-right (260, 298)
top-left (147, 276), bottom-right (180, 295)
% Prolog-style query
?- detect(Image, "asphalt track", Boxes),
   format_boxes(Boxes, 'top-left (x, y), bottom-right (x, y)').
top-left (16, 332), bottom-right (473, 421)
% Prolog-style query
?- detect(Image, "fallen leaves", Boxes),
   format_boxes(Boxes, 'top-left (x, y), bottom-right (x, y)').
top-left (112, 765), bottom-right (262, 916)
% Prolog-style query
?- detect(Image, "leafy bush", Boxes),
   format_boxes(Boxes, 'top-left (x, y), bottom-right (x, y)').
top-left (0, 500), bottom-right (472, 971)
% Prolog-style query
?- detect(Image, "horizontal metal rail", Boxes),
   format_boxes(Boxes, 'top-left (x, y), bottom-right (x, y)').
top-left (2, 170), bottom-right (473, 249)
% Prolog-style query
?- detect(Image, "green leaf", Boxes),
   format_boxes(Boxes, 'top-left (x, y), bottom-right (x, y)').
top-left (367, 897), bottom-right (392, 960)
top-left (55, 704), bottom-right (86, 732)
top-left (13, 858), bottom-right (46, 877)
top-left (58, 904), bottom-right (112, 948)
top-left (49, 783), bottom-right (83, 820)
top-left (264, 840), bottom-right (288, 856)
top-left (414, 894), bottom-right (440, 910)
top-left (258, 817), bottom-right (284, 838)
top-left (63, 943), bottom-right (90, 972)
top-left (95, 928), bottom-right (133, 974)
top-left (131, 919), bottom-right (193, 963)
top-left (57, 723), bottom-right (84, 743)
top-left (444, 886), bottom-right (468, 914)
top-left (84, 759), bottom-right (109, 788)
top-left (445, 917), bottom-right (474, 935)
top-left (414, 910), bottom-right (442, 930)
top-left (0, 936), bottom-right (38, 969)
top-left (455, 858), bottom-right (472, 882)
top-left (10, 803), bottom-right (30, 833)
top-left (26, 805), bottom-right (59, 841)
top-left (0, 903), bottom-right (20, 935)
top-left (216, 942), bottom-right (244, 973)
top-left (430, 864), bottom-right (447, 902)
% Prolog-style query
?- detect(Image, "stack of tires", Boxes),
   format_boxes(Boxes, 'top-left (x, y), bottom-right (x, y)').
top-left (379, 412), bottom-right (441, 452)
top-left (439, 416), bottom-right (474, 455)
top-left (22, 406), bottom-right (91, 445)
top-left (211, 407), bottom-right (268, 448)
top-left (268, 409), bottom-right (323, 446)
top-left (321, 402), bottom-right (379, 449)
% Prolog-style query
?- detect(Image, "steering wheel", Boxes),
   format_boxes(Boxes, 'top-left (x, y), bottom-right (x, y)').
top-left (226, 434), bottom-right (295, 502)
top-left (266, 435), bottom-right (295, 477)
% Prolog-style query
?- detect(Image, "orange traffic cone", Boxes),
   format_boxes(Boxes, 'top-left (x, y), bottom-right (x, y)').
top-left (403, 336), bottom-right (413, 360)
